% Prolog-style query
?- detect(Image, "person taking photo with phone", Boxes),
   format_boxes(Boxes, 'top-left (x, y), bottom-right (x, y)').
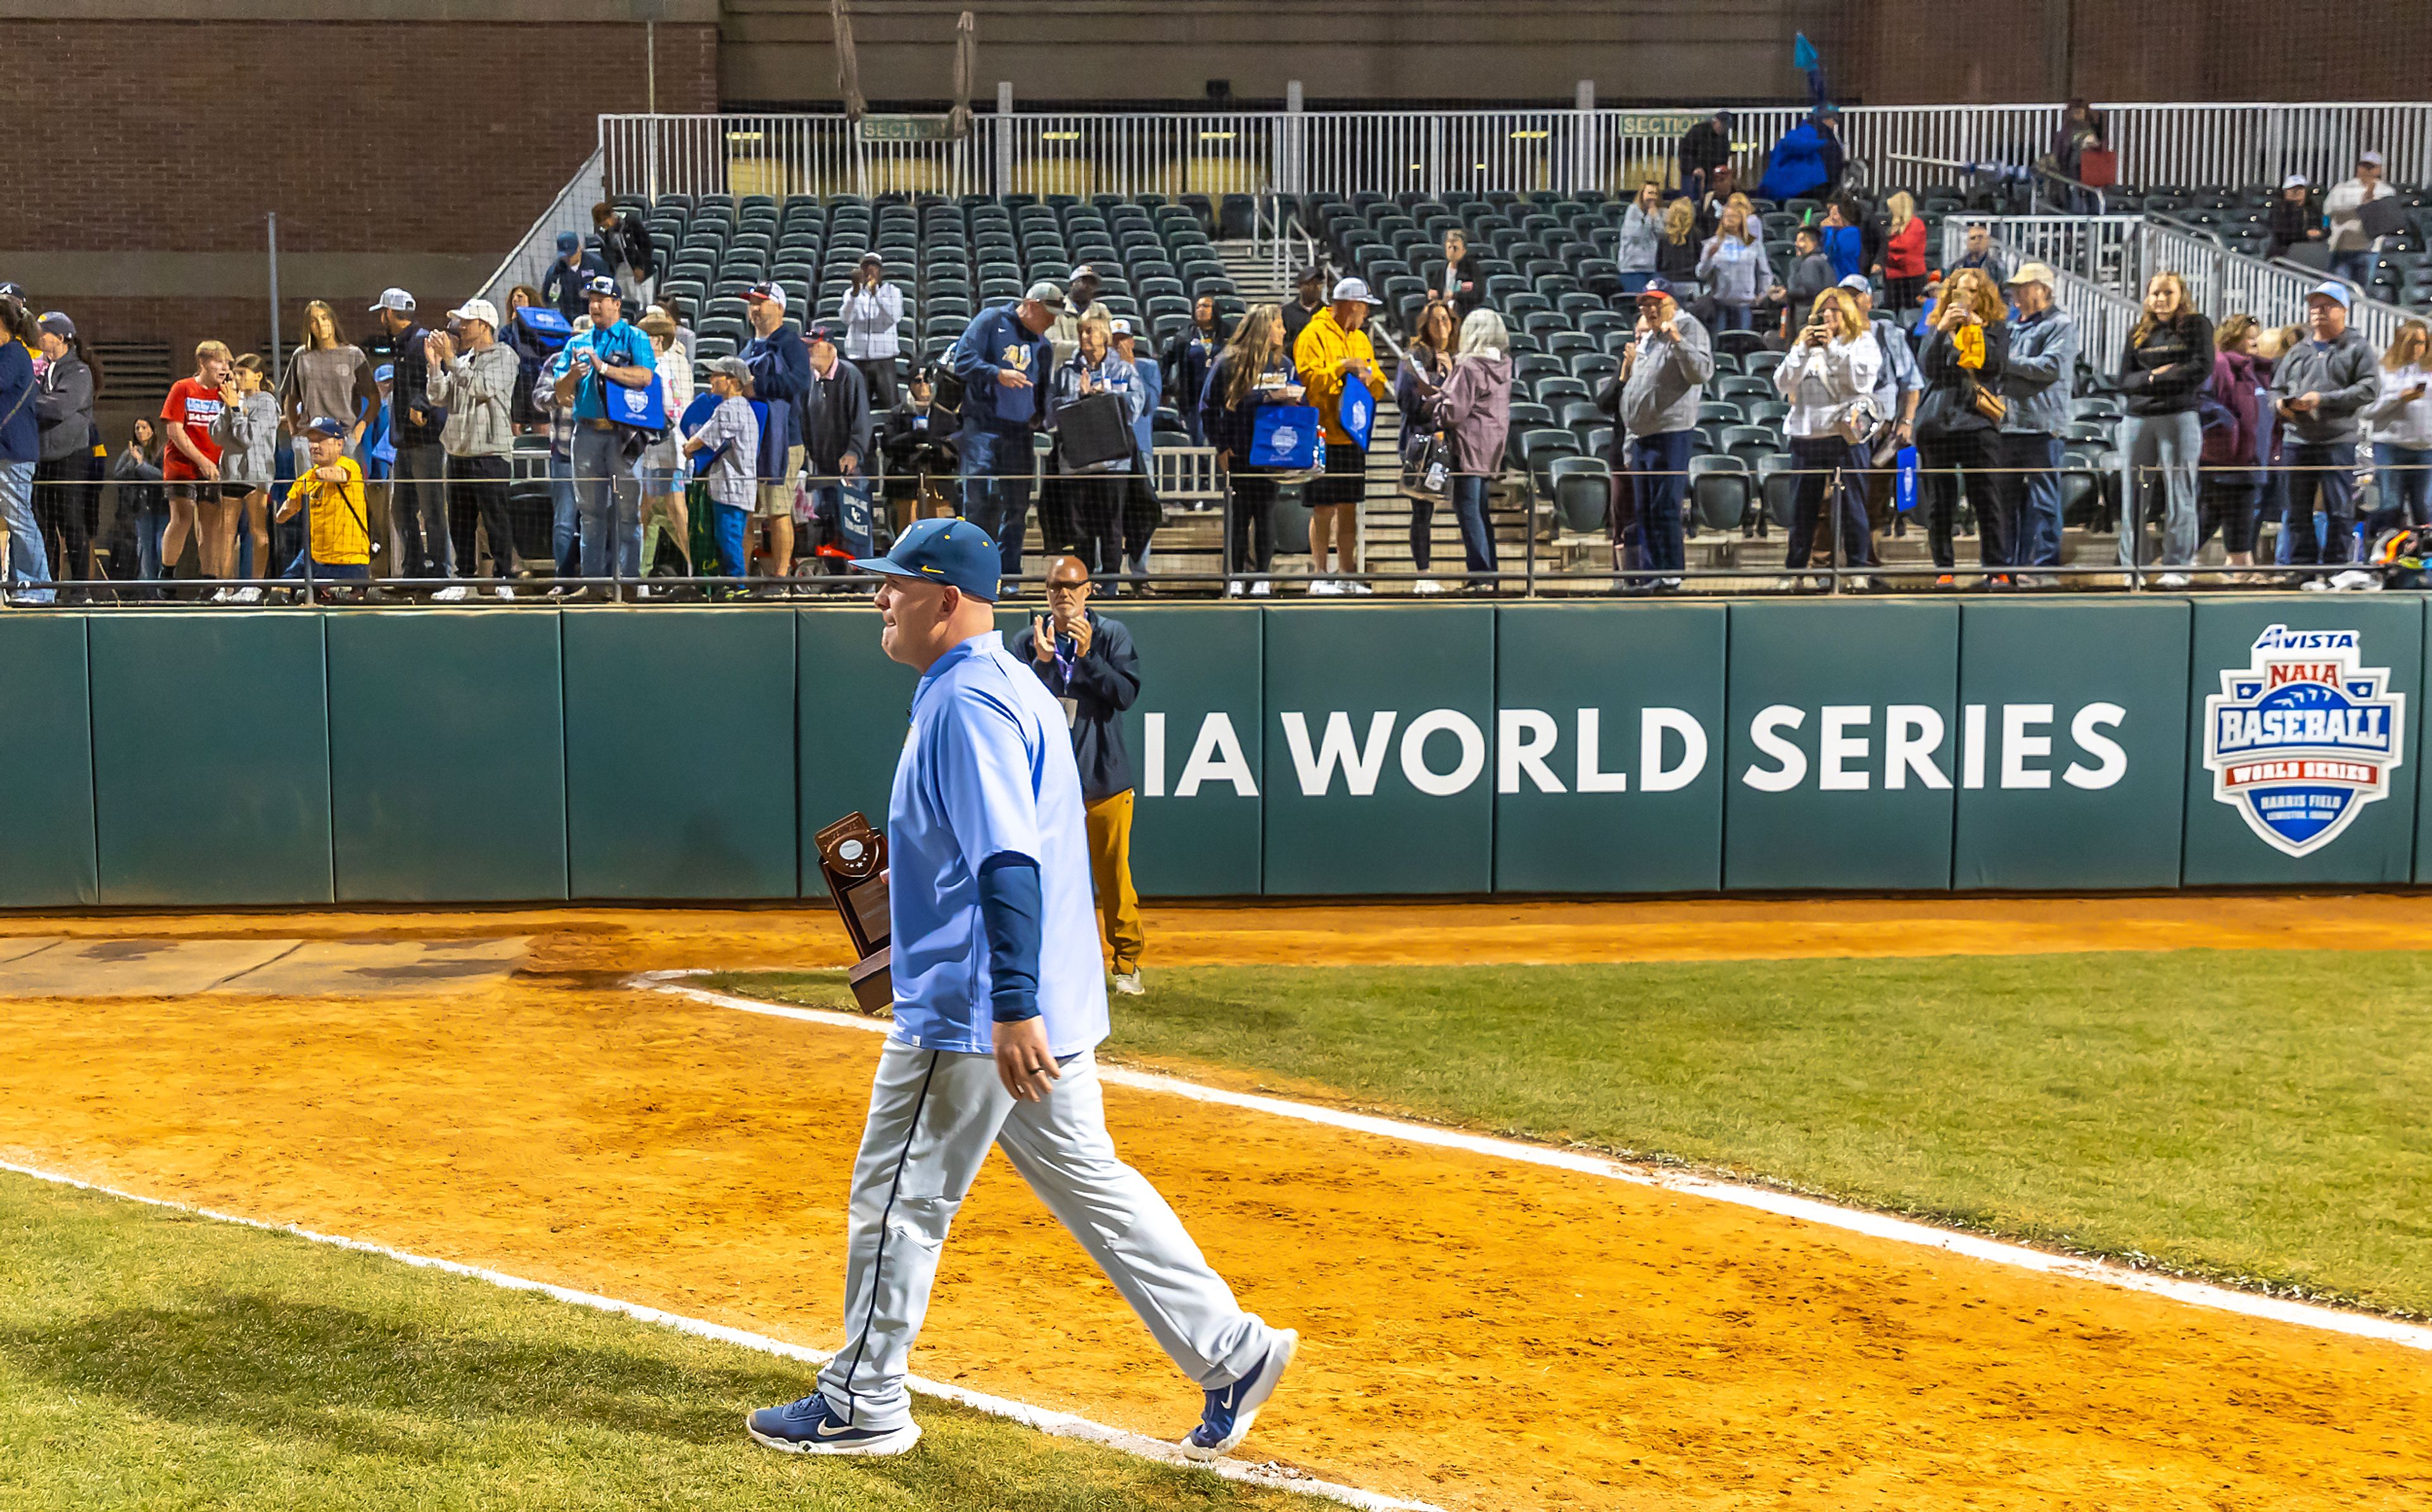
top-left (1025, 553), bottom-right (1145, 996)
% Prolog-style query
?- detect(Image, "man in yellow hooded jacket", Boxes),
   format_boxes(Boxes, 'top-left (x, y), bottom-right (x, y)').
top-left (1291, 277), bottom-right (1389, 594)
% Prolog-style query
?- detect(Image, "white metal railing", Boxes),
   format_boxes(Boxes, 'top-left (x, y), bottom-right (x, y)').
top-left (479, 147), bottom-right (604, 308)
top-left (1153, 446), bottom-right (1222, 503)
top-left (1936, 214), bottom-right (2143, 286)
top-left (597, 104), bottom-right (2432, 208)
top-left (2125, 217), bottom-right (2415, 349)
top-left (2052, 270), bottom-right (2142, 379)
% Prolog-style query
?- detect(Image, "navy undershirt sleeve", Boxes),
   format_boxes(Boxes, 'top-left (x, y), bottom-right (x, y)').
top-left (977, 853), bottom-right (1042, 1023)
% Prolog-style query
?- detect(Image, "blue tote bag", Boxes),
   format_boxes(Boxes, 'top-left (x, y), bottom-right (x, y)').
top-left (1248, 404), bottom-right (1322, 469)
top-left (1338, 382), bottom-right (1376, 451)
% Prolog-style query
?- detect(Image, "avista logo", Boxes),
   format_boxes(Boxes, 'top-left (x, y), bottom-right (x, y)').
top-left (2203, 624), bottom-right (2406, 856)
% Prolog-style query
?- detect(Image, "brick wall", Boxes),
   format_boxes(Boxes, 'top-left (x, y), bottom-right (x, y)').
top-left (5, 17), bottom-right (716, 382)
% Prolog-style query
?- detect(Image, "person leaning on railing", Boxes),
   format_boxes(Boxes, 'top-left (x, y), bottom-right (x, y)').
top-left (2272, 281), bottom-right (2378, 585)
top-left (1915, 267), bottom-right (2013, 581)
top-left (2112, 271), bottom-right (2212, 586)
top-left (1198, 303), bottom-right (1300, 598)
top-left (2361, 318), bottom-right (2432, 541)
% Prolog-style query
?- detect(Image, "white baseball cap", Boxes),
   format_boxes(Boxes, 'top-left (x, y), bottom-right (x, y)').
top-left (1108, 316), bottom-right (1135, 337)
top-left (369, 287), bottom-right (416, 314)
top-left (449, 297), bottom-right (500, 329)
top-left (1837, 274), bottom-right (1872, 291)
top-left (1330, 276), bottom-right (1383, 305)
top-left (2283, 173), bottom-right (2309, 189)
top-left (2360, 150), bottom-right (2387, 168)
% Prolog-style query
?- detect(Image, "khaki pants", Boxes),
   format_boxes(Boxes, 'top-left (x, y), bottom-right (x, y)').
top-left (1086, 789), bottom-right (1146, 974)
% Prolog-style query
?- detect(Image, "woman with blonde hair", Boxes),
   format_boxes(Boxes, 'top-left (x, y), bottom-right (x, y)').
top-left (1656, 198), bottom-right (1700, 286)
top-left (279, 299), bottom-right (377, 465)
top-left (1882, 191), bottom-right (1928, 315)
top-left (2113, 270), bottom-right (2212, 583)
top-left (2364, 318), bottom-right (2432, 534)
top-left (1915, 267), bottom-right (2014, 579)
top-left (1198, 303), bottom-right (1302, 595)
top-left (210, 353), bottom-right (282, 598)
top-left (1696, 199), bottom-right (1774, 333)
top-left (1774, 287), bottom-right (1884, 584)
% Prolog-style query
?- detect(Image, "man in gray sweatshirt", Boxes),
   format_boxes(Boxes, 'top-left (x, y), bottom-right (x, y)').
top-left (425, 296), bottom-right (526, 598)
top-left (2272, 282), bottom-right (2381, 579)
top-left (1594, 277), bottom-right (1713, 589)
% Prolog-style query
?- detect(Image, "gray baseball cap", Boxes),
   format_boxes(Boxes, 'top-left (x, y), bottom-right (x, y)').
top-left (707, 355), bottom-right (752, 384)
top-left (1023, 281), bottom-right (1068, 310)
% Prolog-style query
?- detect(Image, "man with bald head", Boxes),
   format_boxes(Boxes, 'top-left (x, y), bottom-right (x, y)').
top-left (1025, 553), bottom-right (1146, 995)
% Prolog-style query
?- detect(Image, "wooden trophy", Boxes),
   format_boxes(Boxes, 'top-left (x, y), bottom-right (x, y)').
top-left (814, 812), bottom-right (893, 1013)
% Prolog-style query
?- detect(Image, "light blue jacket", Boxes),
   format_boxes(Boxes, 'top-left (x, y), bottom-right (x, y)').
top-left (2001, 305), bottom-right (2080, 437)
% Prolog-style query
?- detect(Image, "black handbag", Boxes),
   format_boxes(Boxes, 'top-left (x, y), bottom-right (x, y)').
top-left (1056, 391), bottom-right (1134, 470)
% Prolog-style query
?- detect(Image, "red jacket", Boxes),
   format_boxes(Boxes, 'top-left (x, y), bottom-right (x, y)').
top-left (1884, 218), bottom-right (1928, 279)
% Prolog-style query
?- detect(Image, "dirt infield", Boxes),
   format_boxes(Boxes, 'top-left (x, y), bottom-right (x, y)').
top-left (3, 902), bottom-right (2430, 1509)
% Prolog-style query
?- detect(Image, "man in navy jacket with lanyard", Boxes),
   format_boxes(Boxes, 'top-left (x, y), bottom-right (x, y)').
top-left (745, 517), bottom-right (1295, 1463)
top-left (947, 283), bottom-right (1061, 581)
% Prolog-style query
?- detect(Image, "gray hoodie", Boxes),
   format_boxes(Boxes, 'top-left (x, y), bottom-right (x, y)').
top-left (1607, 309), bottom-right (1714, 438)
top-left (2270, 328), bottom-right (2380, 446)
top-left (426, 342), bottom-right (519, 458)
top-left (1617, 203), bottom-right (1663, 273)
top-left (208, 390), bottom-right (281, 488)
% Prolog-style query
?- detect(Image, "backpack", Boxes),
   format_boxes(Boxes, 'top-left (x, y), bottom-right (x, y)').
top-left (507, 307), bottom-right (573, 426)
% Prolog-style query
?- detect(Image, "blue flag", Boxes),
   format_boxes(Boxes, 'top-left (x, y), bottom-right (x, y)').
top-left (1794, 32), bottom-right (1820, 72)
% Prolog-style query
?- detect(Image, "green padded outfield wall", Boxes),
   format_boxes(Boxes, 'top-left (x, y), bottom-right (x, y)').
top-left (0, 615), bottom-right (97, 907)
top-left (20, 597), bottom-right (2432, 906)
top-left (1493, 603), bottom-right (1728, 893)
top-left (1953, 598), bottom-right (2191, 891)
top-left (1723, 600), bottom-right (1960, 891)
top-left (1261, 605), bottom-right (1496, 895)
top-left (89, 614), bottom-right (334, 907)
top-left (562, 608), bottom-right (799, 900)
top-left (326, 612), bottom-right (569, 903)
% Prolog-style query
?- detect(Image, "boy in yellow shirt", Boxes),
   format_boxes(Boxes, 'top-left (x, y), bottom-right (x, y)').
top-left (276, 416), bottom-right (372, 597)
top-left (1290, 277), bottom-right (1388, 593)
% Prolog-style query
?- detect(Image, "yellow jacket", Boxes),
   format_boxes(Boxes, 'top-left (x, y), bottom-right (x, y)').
top-left (1292, 308), bottom-right (1388, 446)
top-left (282, 456), bottom-right (370, 565)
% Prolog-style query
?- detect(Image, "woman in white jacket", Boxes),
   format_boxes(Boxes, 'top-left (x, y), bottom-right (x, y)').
top-left (2365, 318), bottom-right (2432, 536)
top-left (1772, 287), bottom-right (1884, 585)
top-left (839, 252), bottom-right (905, 410)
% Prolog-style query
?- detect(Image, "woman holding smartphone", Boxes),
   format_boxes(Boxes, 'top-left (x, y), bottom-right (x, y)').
top-left (1396, 299), bottom-right (1457, 590)
top-left (839, 252), bottom-right (904, 412)
top-left (1199, 305), bottom-right (1302, 596)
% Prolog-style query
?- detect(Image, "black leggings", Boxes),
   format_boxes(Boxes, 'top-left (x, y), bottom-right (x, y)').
top-left (32, 457), bottom-right (96, 583)
top-left (1229, 470), bottom-right (1277, 576)
top-left (2198, 472), bottom-right (2260, 555)
top-left (856, 357), bottom-right (899, 412)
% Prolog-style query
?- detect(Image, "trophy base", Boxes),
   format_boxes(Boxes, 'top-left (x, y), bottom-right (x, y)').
top-left (847, 948), bottom-right (894, 1015)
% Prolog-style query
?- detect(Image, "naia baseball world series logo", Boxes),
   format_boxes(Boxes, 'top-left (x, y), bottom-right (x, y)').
top-left (2203, 624), bottom-right (2407, 857)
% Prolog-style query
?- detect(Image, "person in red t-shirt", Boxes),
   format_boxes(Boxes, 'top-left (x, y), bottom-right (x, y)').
top-left (160, 339), bottom-right (233, 584)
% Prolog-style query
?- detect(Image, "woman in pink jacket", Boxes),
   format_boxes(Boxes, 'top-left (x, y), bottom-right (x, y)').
top-left (1426, 308), bottom-right (1514, 592)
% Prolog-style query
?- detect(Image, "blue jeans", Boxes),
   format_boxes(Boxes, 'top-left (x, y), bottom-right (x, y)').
top-left (2283, 441), bottom-right (2357, 566)
top-left (2331, 251), bottom-right (2374, 286)
top-left (2117, 412), bottom-right (2201, 568)
top-left (0, 460), bottom-right (54, 603)
top-left (1624, 430), bottom-right (1691, 579)
top-left (571, 424), bottom-right (642, 582)
top-left (1712, 303), bottom-right (1757, 333)
top-left (960, 426), bottom-right (1036, 577)
top-left (1450, 472), bottom-right (1497, 578)
top-left (132, 500), bottom-right (168, 581)
top-left (711, 501), bottom-right (750, 579)
top-left (548, 448), bottom-right (578, 576)
top-left (2003, 432), bottom-right (2065, 568)
top-left (2372, 444), bottom-right (2432, 534)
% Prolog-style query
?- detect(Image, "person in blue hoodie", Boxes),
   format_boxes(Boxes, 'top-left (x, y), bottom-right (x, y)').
top-left (1759, 106), bottom-right (1844, 203)
top-left (741, 281), bottom-right (812, 586)
top-left (0, 296), bottom-right (54, 603)
top-left (948, 283), bottom-right (1061, 579)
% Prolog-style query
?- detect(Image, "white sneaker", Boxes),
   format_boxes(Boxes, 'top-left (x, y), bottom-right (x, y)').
top-left (1412, 579), bottom-right (1444, 595)
top-left (208, 588), bottom-right (231, 603)
top-left (2300, 576), bottom-right (2334, 591)
top-left (1112, 971), bottom-right (1144, 997)
top-left (229, 586), bottom-right (263, 604)
top-left (1249, 580), bottom-right (1271, 596)
top-left (635, 584), bottom-right (653, 599)
top-left (2153, 572), bottom-right (2191, 589)
top-left (1307, 578), bottom-right (1341, 595)
top-left (495, 585), bottom-right (516, 600)
top-left (1844, 574), bottom-right (1869, 591)
top-left (1347, 579), bottom-right (1374, 595)
top-left (1225, 581), bottom-right (1244, 596)
top-left (2331, 569), bottom-right (2381, 591)
top-left (433, 584), bottom-right (471, 602)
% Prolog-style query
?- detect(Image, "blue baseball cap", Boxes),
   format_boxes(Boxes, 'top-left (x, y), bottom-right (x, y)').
top-left (851, 516), bottom-right (1001, 601)
top-left (2308, 280), bottom-right (2353, 309)
top-left (1638, 275), bottom-right (1677, 299)
top-left (305, 416), bottom-right (346, 439)
top-left (583, 274), bottom-right (620, 298)
top-left (557, 231), bottom-right (581, 253)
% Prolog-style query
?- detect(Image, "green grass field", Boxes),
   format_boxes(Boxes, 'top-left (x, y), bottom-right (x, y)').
top-left (0, 1175), bottom-right (1324, 1512)
top-left (711, 950), bottom-right (2432, 1318)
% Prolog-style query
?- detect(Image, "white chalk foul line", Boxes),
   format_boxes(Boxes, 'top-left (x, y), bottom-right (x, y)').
top-left (0, 1157), bottom-right (1438, 1512)
top-left (641, 973), bottom-right (2432, 1355)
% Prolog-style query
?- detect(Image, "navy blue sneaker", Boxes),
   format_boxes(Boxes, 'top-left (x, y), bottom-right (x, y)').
top-left (746, 1392), bottom-right (923, 1456)
top-left (1179, 1329), bottom-right (1298, 1461)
